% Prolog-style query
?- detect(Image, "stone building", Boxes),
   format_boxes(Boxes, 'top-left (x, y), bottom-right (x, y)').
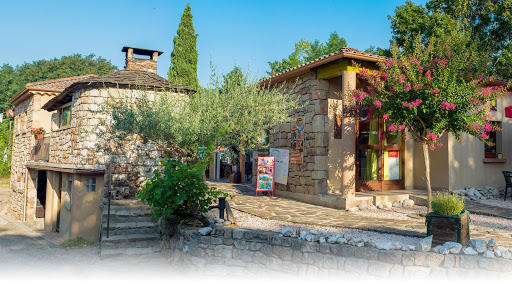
top-left (8, 47), bottom-right (194, 241)
top-left (256, 47), bottom-right (511, 209)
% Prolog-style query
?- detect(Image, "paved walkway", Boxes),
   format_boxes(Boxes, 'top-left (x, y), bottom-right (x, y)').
top-left (209, 181), bottom-right (512, 247)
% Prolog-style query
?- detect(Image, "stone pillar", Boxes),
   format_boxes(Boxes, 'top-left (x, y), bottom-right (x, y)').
top-left (341, 71), bottom-right (357, 198)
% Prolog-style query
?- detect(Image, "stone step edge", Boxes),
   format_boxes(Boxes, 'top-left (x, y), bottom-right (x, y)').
top-left (101, 221), bottom-right (158, 229)
top-left (100, 247), bottom-right (162, 259)
top-left (101, 233), bottom-right (160, 243)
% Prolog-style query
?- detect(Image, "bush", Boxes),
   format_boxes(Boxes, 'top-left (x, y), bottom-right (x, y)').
top-left (430, 192), bottom-right (465, 215)
top-left (137, 157), bottom-right (228, 227)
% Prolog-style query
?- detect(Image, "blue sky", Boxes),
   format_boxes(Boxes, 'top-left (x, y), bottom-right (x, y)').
top-left (0, 0), bottom-right (426, 86)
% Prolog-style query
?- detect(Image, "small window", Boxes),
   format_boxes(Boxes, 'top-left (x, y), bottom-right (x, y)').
top-left (59, 104), bottom-right (72, 128)
top-left (85, 177), bottom-right (96, 192)
top-left (484, 121), bottom-right (502, 158)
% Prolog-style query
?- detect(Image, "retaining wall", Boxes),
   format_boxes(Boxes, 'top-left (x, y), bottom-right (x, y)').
top-left (161, 225), bottom-right (512, 279)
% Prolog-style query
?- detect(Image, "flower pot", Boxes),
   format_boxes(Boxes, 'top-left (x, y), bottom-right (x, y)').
top-left (426, 210), bottom-right (470, 246)
top-left (485, 152), bottom-right (496, 158)
top-left (35, 134), bottom-right (43, 140)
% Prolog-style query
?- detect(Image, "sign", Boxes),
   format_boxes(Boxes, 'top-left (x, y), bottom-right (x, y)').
top-left (270, 148), bottom-right (289, 185)
top-left (290, 116), bottom-right (305, 164)
top-left (256, 157), bottom-right (275, 196)
top-left (387, 150), bottom-right (400, 180)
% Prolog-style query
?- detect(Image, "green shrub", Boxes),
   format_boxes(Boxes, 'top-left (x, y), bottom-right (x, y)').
top-left (57, 237), bottom-right (94, 248)
top-left (137, 157), bottom-right (228, 227)
top-left (430, 192), bottom-right (465, 215)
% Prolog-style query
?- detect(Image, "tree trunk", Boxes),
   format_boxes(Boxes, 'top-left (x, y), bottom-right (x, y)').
top-left (240, 150), bottom-right (245, 183)
top-left (422, 142), bottom-right (432, 212)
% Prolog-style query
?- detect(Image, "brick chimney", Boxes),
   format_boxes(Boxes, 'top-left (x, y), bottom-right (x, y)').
top-left (122, 46), bottom-right (163, 73)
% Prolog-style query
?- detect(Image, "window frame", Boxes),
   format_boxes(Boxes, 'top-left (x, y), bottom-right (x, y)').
top-left (85, 177), bottom-right (96, 193)
top-left (59, 103), bottom-right (72, 128)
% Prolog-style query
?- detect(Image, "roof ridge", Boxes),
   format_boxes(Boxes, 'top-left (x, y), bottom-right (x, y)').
top-left (27, 74), bottom-right (98, 87)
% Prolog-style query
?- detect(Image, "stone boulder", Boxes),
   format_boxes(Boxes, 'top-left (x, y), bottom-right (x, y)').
top-left (418, 235), bottom-right (433, 252)
top-left (468, 239), bottom-right (488, 253)
top-left (439, 242), bottom-right (462, 254)
top-left (281, 227), bottom-right (295, 237)
top-left (402, 199), bottom-right (414, 207)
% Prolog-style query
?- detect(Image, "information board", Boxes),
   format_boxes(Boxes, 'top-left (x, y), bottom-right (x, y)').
top-left (270, 148), bottom-right (289, 185)
top-left (256, 157), bottom-right (275, 196)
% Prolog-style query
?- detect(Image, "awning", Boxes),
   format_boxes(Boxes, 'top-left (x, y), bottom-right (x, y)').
top-left (506, 105), bottom-right (512, 118)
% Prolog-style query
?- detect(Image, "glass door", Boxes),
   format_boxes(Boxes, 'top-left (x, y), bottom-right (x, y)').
top-left (356, 117), bottom-right (405, 191)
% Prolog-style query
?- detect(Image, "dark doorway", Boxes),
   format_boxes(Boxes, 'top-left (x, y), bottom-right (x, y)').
top-left (36, 170), bottom-right (47, 218)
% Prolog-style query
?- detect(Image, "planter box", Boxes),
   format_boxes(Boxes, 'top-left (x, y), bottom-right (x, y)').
top-left (426, 210), bottom-right (470, 246)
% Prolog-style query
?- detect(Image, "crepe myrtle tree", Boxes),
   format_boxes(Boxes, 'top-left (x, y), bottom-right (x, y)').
top-left (350, 34), bottom-right (510, 212)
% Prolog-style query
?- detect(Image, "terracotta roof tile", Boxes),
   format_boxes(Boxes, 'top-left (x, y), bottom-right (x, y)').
top-left (26, 74), bottom-right (98, 90)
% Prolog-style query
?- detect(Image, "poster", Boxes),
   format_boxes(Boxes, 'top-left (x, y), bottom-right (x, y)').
top-left (290, 116), bottom-right (304, 164)
top-left (270, 148), bottom-right (289, 185)
top-left (387, 150), bottom-right (400, 180)
top-left (256, 157), bottom-right (275, 196)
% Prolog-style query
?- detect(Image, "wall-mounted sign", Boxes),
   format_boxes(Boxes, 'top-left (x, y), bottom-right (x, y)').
top-left (256, 157), bottom-right (275, 196)
top-left (491, 99), bottom-right (498, 111)
top-left (270, 148), bottom-right (289, 185)
top-left (290, 116), bottom-right (304, 164)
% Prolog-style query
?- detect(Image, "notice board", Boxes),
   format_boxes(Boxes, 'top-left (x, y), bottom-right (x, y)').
top-left (256, 157), bottom-right (275, 196)
top-left (270, 148), bottom-right (289, 185)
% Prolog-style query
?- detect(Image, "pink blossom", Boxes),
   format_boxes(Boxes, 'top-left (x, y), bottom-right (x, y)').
top-left (440, 102), bottom-right (456, 110)
top-left (417, 65), bottom-right (423, 72)
top-left (388, 123), bottom-right (397, 131)
top-left (411, 58), bottom-right (419, 64)
top-left (402, 99), bottom-right (422, 110)
top-left (373, 100), bottom-right (382, 108)
top-left (431, 88), bottom-right (440, 96)
top-left (398, 125), bottom-right (406, 131)
top-left (403, 84), bottom-right (411, 91)
top-left (470, 123), bottom-right (481, 132)
top-left (390, 88), bottom-right (396, 94)
top-left (426, 132), bottom-right (437, 141)
top-left (479, 133), bottom-right (489, 140)
top-left (483, 123), bottom-right (493, 132)
top-left (383, 114), bottom-right (389, 120)
top-left (380, 131), bottom-right (386, 141)
top-left (459, 141), bottom-right (464, 144)
top-left (398, 74), bottom-right (406, 84)
top-left (437, 142), bottom-right (443, 148)
top-left (425, 71), bottom-right (433, 82)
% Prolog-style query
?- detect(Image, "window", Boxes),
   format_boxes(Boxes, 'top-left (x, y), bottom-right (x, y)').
top-left (85, 177), bottom-right (96, 192)
top-left (59, 104), bottom-right (72, 128)
top-left (484, 121), bottom-right (502, 159)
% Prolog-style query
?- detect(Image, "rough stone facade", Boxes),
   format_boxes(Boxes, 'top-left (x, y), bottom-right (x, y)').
top-left (49, 87), bottom-right (178, 199)
top-left (162, 226), bottom-right (512, 278)
top-left (253, 72), bottom-right (331, 195)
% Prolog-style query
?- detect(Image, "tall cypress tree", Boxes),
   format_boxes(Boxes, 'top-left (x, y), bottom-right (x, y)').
top-left (168, 3), bottom-right (199, 89)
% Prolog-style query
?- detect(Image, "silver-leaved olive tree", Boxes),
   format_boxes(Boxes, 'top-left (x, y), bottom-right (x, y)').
top-left (351, 33), bottom-right (510, 212)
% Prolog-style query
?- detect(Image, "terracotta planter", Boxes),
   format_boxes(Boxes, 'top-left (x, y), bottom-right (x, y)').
top-left (426, 210), bottom-right (470, 246)
top-left (35, 134), bottom-right (43, 140)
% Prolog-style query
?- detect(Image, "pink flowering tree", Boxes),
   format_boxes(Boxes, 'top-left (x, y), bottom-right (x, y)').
top-left (351, 34), bottom-right (510, 212)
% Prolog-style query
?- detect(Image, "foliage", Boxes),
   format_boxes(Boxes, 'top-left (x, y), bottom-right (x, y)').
top-left (350, 33), bottom-right (510, 211)
top-left (0, 121), bottom-right (12, 177)
top-left (221, 65), bottom-right (247, 92)
top-left (430, 192), bottom-right (465, 215)
top-left (168, 3), bottom-right (199, 89)
top-left (389, 0), bottom-right (512, 79)
top-left (57, 237), bottom-right (94, 249)
top-left (364, 45), bottom-right (392, 57)
top-left (137, 158), bottom-right (228, 226)
top-left (267, 31), bottom-right (347, 76)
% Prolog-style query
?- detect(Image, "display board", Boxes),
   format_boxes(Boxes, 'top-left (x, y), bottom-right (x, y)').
top-left (290, 116), bottom-right (305, 164)
top-left (256, 157), bottom-right (275, 196)
top-left (270, 148), bottom-right (289, 185)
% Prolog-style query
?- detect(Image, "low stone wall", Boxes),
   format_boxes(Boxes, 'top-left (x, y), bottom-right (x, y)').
top-left (161, 225), bottom-right (512, 279)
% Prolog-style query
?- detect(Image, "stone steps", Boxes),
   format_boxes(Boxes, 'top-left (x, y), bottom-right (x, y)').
top-left (100, 198), bottom-right (161, 258)
top-left (101, 233), bottom-right (160, 249)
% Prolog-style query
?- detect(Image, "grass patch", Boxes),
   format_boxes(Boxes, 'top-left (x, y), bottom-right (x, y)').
top-left (57, 237), bottom-right (94, 249)
top-left (0, 176), bottom-right (10, 189)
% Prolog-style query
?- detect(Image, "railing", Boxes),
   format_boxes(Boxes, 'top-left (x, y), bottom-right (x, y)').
top-left (32, 136), bottom-right (50, 162)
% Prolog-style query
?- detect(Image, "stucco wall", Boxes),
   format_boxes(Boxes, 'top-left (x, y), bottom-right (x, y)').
top-left (413, 135), bottom-right (450, 191)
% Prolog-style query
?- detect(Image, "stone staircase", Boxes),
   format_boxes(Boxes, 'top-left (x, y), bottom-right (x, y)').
top-left (100, 198), bottom-right (161, 259)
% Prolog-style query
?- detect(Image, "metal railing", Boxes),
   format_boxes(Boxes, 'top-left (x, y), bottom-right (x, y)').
top-left (32, 136), bottom-right (50, 162)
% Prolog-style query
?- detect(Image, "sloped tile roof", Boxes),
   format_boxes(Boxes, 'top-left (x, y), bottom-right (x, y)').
top-left (43, 70), bottom-right (195, 111)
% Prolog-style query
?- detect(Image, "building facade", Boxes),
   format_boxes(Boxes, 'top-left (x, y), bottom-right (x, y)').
top-left (8, 47), bottom-right (193, 241)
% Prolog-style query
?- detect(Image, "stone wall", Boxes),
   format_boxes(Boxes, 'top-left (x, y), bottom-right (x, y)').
top-left (255, 72), bottom-right (330, 196)
top-left (162, 226), bottom-right (512, 279)
top-left (9, 97), bottom-right (35, 220)
top-left (49, 87), bottom-right (180, 199)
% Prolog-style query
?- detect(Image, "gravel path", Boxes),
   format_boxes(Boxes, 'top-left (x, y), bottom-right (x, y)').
top-left (478, 199), bottom-right (512, 209)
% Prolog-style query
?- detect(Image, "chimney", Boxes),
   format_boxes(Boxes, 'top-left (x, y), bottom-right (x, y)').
top-left (122, 46), bottom-right (163, 73)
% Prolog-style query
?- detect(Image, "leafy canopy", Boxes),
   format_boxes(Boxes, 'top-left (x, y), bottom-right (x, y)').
top-left (389, 0), bottom-right (512, 79)
top-left (267, 31), bottom-right (347, 76)
top-left (168, 3), bottom-right (199, 89)
top-left (352, 33), bottom-right (510, 149)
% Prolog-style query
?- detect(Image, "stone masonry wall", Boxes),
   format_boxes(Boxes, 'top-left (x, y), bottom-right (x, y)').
top-left (162, 226), bottom-right (512, 279)
top-left (49, 87), bottom-right (180, 199)
top-left (9, 97), bottom-right (36, 220)
top-left (255, 72), bottom-right (330, 195)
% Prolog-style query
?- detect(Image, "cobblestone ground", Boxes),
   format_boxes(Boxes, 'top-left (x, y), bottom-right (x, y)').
top-left (209, 181), bottom-right (512, 248)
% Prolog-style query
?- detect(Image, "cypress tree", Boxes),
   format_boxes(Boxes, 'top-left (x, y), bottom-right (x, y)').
top-left (168, 3), bottom-right (199, 89)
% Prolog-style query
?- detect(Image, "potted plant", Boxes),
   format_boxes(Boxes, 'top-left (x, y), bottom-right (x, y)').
top-left (426, 192), bottom-right (469, 245)
top-left (30, 127), bottom-right (45, 140)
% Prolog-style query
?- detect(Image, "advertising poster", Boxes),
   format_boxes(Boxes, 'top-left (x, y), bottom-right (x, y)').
top-left (290, 116), bottom-right (304, 164)
top-left (270, 148), bottom-right (289, 185)
top-left (256, 157), bottom-right (275, 196)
